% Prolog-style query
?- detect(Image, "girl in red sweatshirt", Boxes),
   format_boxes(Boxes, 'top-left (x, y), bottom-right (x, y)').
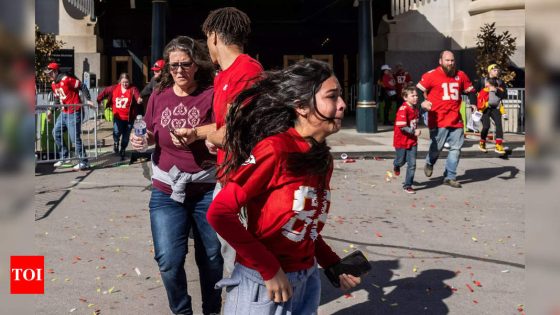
top-left (207, 60), bottom-right (361, 314)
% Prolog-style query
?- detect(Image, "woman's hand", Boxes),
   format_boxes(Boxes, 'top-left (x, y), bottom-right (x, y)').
top-left (130, 133), bottom-right (146, 151)
top-left (170, 128), bottom-right (197, 148)
top-left (338, 274), bottom-right (361, 291)
top-left (264, 268), bottom-right (293, 303)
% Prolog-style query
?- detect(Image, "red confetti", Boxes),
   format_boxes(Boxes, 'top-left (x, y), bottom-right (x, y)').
top-left (473, 280), bottom-right (482, 287)
top-left (342, 159), bottom-right (356, 163)
top-left (344, 293), bottom-right (353, 298)
top-left (46, 269), bottom-right (55, 274)
top-left (430, 204), bottom-right (436, 208)
top-left (473, 300), bottom-right (478, 304)
top-left (100, 257), bottom-right (105, 260)
top-left (466, 284), bottom-right (474, 292)
top-left (74, 256), bottom-right (81, 261)
top-left (79, 298), bottom-right (88, 303)
top-left (375, 232), bottom-right (383, 238)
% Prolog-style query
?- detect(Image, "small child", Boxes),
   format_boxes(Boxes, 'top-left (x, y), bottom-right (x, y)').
top-left (393, 85), bottom-right (421, 194)
top-left (477, 77), bottom-right (507, 154)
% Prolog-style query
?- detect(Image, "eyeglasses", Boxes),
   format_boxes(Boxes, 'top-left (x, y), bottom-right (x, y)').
top-left (169, 61), bottom-right (194, 72)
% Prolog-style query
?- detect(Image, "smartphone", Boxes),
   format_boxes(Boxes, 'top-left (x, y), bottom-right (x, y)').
top-left (324, 250), bottom-right (371, 288)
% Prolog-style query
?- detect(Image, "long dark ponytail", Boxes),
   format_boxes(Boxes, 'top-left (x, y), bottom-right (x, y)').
top-left (220, 59), bottom-right (336, 179)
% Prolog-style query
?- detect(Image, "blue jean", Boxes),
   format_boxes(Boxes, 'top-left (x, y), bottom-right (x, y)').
top-left (215, 263), bottom-right (321, 315)
top-left (113, 117), bottom-right (132, 150)
top-left (425, 127), bottom-right (464, 180)
top-left (52, 111), bottom-right (87, 163)
top-left (394, 145), bottom-right (417, 188)
top-left (149, 188), bottom-right (224, 315)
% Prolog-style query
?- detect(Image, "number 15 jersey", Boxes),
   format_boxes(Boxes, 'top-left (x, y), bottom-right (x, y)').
top-left (417, 66), bottom-right (472, 129)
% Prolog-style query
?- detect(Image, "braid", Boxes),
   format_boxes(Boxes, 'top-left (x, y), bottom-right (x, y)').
top-left (202, 7), bottom-right (251, 46)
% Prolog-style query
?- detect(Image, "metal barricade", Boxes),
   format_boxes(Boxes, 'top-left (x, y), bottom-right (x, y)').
top-left (34, 102), bottom-right (99, 164)
top-left (463, 88), bottom-right (525, 134)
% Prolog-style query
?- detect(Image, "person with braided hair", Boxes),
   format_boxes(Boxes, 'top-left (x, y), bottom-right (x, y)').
top-left (201, 6), bottom-right (264, 274)
top-left (207, 59), bottom-right (361, 314)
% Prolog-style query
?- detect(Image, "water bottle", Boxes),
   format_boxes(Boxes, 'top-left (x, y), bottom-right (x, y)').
top-left (133, 115), bottom-right (147, 152)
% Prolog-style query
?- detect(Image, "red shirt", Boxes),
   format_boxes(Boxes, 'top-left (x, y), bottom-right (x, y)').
top-left (394, 69), bottom-right (413, 96)
top-left (207, 128), bottom-right (341, 280)
top-left (381, 72), bottom-right (396, 92)
top-left (417, 67), bottom-right (473, 129)
top-left (213, 54), bottom-right (263, 166)
top-left (51, 75), bottom-right (82, 113)
top-left (393, 102), bottom-right (419, 149)
top-left (97, 84), bottom-right (141, 121)
top-left (145, 86), bottom-right (216, 194)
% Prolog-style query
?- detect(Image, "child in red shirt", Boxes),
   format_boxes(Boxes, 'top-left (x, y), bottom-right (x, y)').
top-left (393, 85), bottom-right (421, 194)
top-left (207, 60), bottom-right (362, 314)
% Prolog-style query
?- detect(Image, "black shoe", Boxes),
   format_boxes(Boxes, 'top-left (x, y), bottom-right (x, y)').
top-left (113, 143), bottom-right (119, 154)
top-left (424, 164), bottom-right (433, 177)
top-left (393, 166), bottom-right (400, 176)
top-left (120, 149), bottom-right (126, 161)
top-left (443, 179), bottom-right (462, 188)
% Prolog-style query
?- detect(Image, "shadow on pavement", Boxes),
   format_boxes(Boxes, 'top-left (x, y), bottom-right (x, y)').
top-left (320, 259), bottom-right (456, 314)
top-left (415, 166), bottom-right (520, 191)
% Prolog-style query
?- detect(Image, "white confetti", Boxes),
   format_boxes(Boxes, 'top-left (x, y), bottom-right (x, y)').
top-left (134, 267), bottom-right (141, 277)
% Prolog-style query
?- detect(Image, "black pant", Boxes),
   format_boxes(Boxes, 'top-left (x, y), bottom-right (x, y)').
top-left (480, 107), bottom-right (503, 141)
top-left (382, 94), bottom-right (397, 124)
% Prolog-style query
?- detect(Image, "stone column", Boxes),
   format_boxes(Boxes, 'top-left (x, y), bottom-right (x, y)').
top-left (356, 0), bottom-right (376, 133)
top-left (151, 0), bottom-right (167, 65)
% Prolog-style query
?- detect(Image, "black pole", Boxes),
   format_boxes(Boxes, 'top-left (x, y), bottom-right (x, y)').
top-left (356, 0), bottom-right (376, 133)
top-left (151, 0), bottom-right (167, 66)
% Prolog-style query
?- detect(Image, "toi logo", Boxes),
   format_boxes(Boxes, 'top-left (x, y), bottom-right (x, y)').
top-left (10, 256), bottom-right (44, 294)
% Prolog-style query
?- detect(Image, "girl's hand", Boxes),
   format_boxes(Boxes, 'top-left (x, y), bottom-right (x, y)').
top-left (338, 273), bottom-right (361, 291)
top-left (264, 268), bottom-right (293, 303)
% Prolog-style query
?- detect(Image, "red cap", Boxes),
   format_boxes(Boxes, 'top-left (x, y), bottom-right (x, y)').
top-left (151, 59), bottom-right (165, 71)
top-left (45, 62), bottom-right (60, 73)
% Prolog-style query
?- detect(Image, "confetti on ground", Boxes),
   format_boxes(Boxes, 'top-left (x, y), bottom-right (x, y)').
top-left (413, 266), bottom-right (418, 273)
top-left (473, 280), bottom-right (482, 287)
top-left (69, 308), bottom-right (77, 313)
top-left (108, 287), bottom-right (115, 294)
top-left (87, 303), bottom-right (95, 308)
top-left (472, 236), bottom-right (478, 242)
top-left (134, 267), bottom-right (142, 277)
top-left (375, 231), bottom-right (383, 238)
top-left (96, 288), bottom-right (101, 293)
top-left (46, 269), bottom-right (55, 274)
top-left (466, 284), bottom-right (474, 292)
top-left (473, 300), bottom-right (478, 304)
top-left (501, 269), bottom-right (510, 273)
top-left (51, 278), bottom-right (57, 282)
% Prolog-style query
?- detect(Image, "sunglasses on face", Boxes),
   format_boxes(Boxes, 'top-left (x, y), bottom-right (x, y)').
top-left (169, 61), bottom-right (194, 71)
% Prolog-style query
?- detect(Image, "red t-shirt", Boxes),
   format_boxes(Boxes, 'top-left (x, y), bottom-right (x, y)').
top-left (394, 69), bottom-right (413, 96)
top-left (382, 73), bottom-right (396, 92)
top-left (393, 102), bottom-right (419, 149)
top-left (97, 84), bottom-right (141, 121)
top-left (145, 86), bottom-right (216, 194)
top-left (417, 67), bottom-right (473, 129)
top-left (51, 75), bottom-right (82, 114)
top-left (213, 54), bottom-right (263, 166)
top-left (207, 128), bottom-right (341, 280)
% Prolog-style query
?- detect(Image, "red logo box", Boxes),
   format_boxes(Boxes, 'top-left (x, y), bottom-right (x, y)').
top-left (10, 256), bottom-right (44, 294)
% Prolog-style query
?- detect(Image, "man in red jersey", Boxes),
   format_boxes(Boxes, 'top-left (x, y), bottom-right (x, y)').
top-left (394, 62), bottom-right (413, 104)
top-left (202, 6), bottom-right (264, 273)
top-left (45, 62), bottom-right (94, 171)
top-left (417, 51), bottom-right (476, 188)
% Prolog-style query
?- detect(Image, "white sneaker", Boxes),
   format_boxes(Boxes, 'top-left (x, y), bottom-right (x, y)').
top-left (72, 162), bottom-right (90, 171)
top-left (444, 142), bottom-right (450, 149)
top-left (53, 160), bottom-right (71, 167)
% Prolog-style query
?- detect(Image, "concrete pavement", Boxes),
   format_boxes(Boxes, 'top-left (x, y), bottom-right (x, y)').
top-left (34, 119), bottom-right (525, 314)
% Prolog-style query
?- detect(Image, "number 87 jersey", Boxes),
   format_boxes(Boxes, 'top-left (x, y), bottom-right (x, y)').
top-left (417, 67), bottom-right (473, 129)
